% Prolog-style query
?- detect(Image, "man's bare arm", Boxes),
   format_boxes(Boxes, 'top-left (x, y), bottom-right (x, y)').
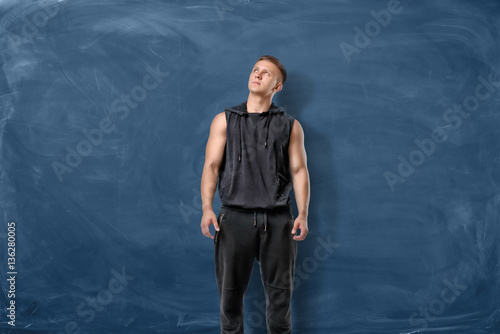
top-left (288, 120), bottom-right (310, 241)
top-left (200, 112), bottom-right (226, 239)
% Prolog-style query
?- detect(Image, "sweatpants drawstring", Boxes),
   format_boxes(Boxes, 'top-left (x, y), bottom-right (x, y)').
top-left (253, 211), bottom-right (268, 232)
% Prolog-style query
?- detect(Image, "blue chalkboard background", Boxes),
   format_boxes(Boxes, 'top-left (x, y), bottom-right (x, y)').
top-left (1, 0), bottom-right (500, 333)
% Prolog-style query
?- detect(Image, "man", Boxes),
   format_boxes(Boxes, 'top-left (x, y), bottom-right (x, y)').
top-left (200, 55), bottom-right (310, 334)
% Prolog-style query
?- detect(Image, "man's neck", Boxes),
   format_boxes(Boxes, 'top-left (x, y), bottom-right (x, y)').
top-left (246, 93), bottom-right (273, 113)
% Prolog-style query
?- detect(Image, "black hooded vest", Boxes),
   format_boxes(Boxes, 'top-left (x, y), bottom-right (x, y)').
top-left (218, 102), bottom-right (295, 210)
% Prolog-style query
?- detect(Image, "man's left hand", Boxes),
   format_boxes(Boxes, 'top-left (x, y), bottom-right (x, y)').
top-left (291, 216), bottom-right (308, 241)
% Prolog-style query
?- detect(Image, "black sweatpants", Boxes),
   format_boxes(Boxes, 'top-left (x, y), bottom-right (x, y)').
top-left (214, 205), bottom-right (297, 334)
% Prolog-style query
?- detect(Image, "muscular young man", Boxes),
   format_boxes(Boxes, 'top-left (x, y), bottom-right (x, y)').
top-left (201, 55), bottom-right (310, 334)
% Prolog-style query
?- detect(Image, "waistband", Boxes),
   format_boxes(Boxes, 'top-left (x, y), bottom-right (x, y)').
top-left (220, 204), bottom-right (292, 214)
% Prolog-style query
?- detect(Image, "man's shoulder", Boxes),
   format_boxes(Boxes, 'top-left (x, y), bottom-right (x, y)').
top-left (276, 108), bottom-right (296, 123)
top-left (211, 112), bottom-right (227, 130)
top-left (215, 111), bottom-right (226, 119)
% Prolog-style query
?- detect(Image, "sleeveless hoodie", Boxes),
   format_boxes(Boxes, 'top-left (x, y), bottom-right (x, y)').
top-left (218, 102), bottom-right (295, 210)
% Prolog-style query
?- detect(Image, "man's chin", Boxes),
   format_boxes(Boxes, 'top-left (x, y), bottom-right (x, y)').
top-left (248, 86), bottom-right (266, 94)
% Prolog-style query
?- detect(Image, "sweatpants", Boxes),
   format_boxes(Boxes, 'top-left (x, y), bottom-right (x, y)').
top-left (214, 205), bottom-right (297, 334)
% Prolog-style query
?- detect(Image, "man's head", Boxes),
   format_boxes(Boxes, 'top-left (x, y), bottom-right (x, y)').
top-left (248, 55), bottom-right (287, 97)
top-left (257, 55), bottom-right (287, 84)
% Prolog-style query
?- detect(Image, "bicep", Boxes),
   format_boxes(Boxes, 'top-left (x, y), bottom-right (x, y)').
top-left (288, 120), bottom-right (307, 173)
top-left (205, 112), bottom-right (226, 170)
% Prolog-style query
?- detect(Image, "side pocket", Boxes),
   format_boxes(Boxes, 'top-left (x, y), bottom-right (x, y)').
top-left (214, 209), bottom-right (226, 243)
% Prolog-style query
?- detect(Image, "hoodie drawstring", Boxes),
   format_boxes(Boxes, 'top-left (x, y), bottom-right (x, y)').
top-left (264, 112), bottom-right (272, 148)
top-left (238, 111), bottom-right (273, 161)
top-left (238, 116), bottom-right (243, 162)
top-left (230, 102), bottom-right (280, 162)
top-left (264, 212), bottom-right (267, 232)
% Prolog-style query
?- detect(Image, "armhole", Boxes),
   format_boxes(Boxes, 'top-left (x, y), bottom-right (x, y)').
top-left (286, 117), bottom-right (295, 148)
top-left (224, 110), bottom-right (230, 136)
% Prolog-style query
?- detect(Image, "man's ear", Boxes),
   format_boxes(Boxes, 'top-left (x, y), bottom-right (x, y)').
top-left (273, 82), bottom-right (283, 93)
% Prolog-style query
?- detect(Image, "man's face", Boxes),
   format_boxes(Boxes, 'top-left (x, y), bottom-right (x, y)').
top-left (248, 60), bottom-right (283, 96)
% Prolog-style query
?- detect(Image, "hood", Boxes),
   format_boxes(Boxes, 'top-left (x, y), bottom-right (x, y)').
top-left (224, 102), bottom-right (284, 115)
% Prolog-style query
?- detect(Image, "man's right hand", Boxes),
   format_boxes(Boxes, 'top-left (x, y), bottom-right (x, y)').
top-left (201, 210), bottom-right (219, 239)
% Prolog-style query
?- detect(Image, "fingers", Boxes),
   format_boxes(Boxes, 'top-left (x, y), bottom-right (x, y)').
top-left (201, 214), bottom-right (218, 239)
top-left (201, 222), bottom-right (214, 239)
top-left (291, 219), bottom-right (301, 235)
top-left (293, 228), bottom-right (308, 241)
top-left (291, 218), bottom-right (309, 241)
top-left (213, 217), bottom-right (220, 232)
